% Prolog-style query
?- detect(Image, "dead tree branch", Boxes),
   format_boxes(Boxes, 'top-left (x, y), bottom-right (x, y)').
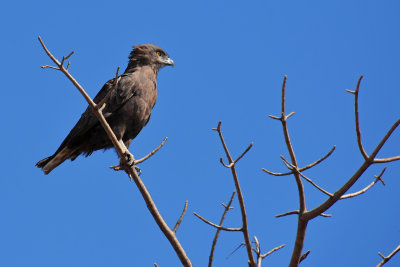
top-left (208, 191), bottom-right (236, 267)
top-left (253, 236), bottom-right (285, 267)
top-left (38, 37), bottom-right (192, 267)
top-left (264, 75), bottom-right (399, 267)
top-left (173, 200), bottom-right (188, 233)
top-left (377, 244), bottom-right (400, 267)
top-left (212, 121), bottom-right (256, 267)
top-left (193, 212), bottom-right (242, 232)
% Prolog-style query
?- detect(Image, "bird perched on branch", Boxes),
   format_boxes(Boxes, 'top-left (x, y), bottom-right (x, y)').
top-left (36, 44), bottom-right (174, 174)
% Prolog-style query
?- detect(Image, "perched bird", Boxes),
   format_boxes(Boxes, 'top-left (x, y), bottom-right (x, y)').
top-left (36, 44), bottom-right (174, 174)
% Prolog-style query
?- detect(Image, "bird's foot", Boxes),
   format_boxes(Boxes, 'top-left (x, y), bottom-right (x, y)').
top-left (109, 151), bottom-right (142, 176)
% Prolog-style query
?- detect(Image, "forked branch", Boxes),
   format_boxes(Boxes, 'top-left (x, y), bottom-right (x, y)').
top-left (208, 191), bottom-right (236, 267)
top-left (212, 121), bottom-right (256, 267)
top-left (377, 244), bottom-right (400, 267)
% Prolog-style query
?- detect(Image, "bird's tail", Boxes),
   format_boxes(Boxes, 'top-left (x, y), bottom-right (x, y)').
top-left (35, 147), bottom-right (76, 175)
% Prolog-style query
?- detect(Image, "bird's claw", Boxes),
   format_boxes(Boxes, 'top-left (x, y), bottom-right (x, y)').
top-left (109, 152), bottom-right (142, 176)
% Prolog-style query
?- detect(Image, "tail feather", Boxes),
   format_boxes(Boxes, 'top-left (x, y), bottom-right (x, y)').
top-left (36, 147), bottom-right (76, 174)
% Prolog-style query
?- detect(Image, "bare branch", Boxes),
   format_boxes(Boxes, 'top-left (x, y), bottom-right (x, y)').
top-left (262, 146), bottom-right (335, 177)
top-left (341, 168), bottom-right (386, 199)
top-left (208, 191), bottom-right (236, 267)
top-left (299, 250), bottom-right (310, 263)
top-left (261, 244), bottom-right (285, 259)
top-left (40, 65), bottom-right (60, 70)
top-left (262, 168), bottom-right (293, 176)
top-left (299, 145), bottom-right (336, 172)
top-left (173, 200), bottom-right (188, 233)
top-left (352, 75), bottom-right (369, 161)
top-left (38, 37), bottom-right (192, 267)
top-left (286, 111), bottom-right (295, 120)
top-left (377, 244), bottom-right (400, 267)
top-left (220, 158), bottom-right (233, 168)
top-left (268, 76), bottom-right (307, 267)
top-left (268, 115), bottom-right (281, 120)
top-left (371, 118), bottom-right (400, 162)
top-left (275, 210), bottom-right (300, 218)
top-left (135, 137), bottom-right (168, 164)
top-left (275, 210), bottom-right (331, 218)
top-left (234, 142), bottom-right (253, 164)
top-left (193, 212), bottom-right (242, 232)
top-left (213, 121), bottom-right (256, 266)
top-left (297, 171), bottom-right (333, 197)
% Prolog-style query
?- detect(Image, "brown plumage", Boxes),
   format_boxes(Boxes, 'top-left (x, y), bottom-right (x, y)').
top-left (36, 44), bottom-right (174, 174)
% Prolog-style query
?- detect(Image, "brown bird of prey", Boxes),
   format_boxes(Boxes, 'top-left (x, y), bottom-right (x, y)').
top-left (36, 44), bottom-right (174, 174)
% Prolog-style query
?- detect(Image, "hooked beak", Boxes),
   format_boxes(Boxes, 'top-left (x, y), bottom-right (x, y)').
top-left (163, 57), bottom-right (174, 66)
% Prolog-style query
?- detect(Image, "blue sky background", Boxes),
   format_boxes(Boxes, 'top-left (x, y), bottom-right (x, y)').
top-left (1, 1), bottom-right (400, 266)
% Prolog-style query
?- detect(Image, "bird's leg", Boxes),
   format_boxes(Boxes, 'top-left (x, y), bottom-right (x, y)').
top-left (110, 140), bottom-right (141, 175)
top-left (123, 151), bottom-right (142, 175)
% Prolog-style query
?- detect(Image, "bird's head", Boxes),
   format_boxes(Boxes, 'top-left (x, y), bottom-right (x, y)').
top-left (127, 44), bottom-right (174, 71)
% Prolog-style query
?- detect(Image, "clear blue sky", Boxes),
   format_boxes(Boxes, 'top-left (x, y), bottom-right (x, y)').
top-left (1, 1), bottom-right (400, 266)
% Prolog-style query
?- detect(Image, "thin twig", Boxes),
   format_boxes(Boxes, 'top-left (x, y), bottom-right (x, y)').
top-left (298, 145), bottom-right (336, 172)
top-left (262, 145), bottom-right (335, 177)
top-left (341, 168), bottom-right (386, 199)
top-left (173, 200), bottom-right (188, 233)
top-left (261, 244), bottom-right (285, 259)
top-left (135, 137), bottom-right (168, 164)
top-left (38, 37), bottom-right (192, 267)
top-left (193, 212), bottom-right (242, 232)
top-left (376, 244), bottom-right (400, 267)
top-left (275, 210), bottom-right (331, 218)
top-left (208, 191), bottom-right (236, 267)
top-left (351, 75), bottom-right (369, 161)
top-left (299, 250), bottom-right (310, 263)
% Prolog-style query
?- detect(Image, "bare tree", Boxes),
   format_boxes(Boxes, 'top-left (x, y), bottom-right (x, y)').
top-left (38, 37), bottom-right (399, 266)
top-left (263, 75), bottom-right (400, 266)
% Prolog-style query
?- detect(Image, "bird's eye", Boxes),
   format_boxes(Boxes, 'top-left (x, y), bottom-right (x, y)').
top-left (156, 51), bottom-right (161, 56)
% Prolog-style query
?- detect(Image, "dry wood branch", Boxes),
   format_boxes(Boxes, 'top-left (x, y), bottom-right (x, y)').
top-left (262, 168), bottom-right (293, 176)
top-left (341, 168), bottom-right (386, 199)
top-left (261, 244), bottom-right (285, 259)
top-left (262, 146), bottom-right (335, 177)
top-left (297, 171), bottom-right (333, 197)
top-left (371, 118), bottom-right (400, 162)
top-left (135, 137), bottom-right (168, 164)
top-left (268, 76), bottom-right (307, 267)
top-left (38, 37), bottom-right (192, 267)
top-left (193, 212), bottom-right (242, 232)
top-left (253, 236), bottom-right (284, 267)
top-left (173, 200), bottom-right (188, 233)
top-left (299, 145), bottom-right (336, 172)
top-left (275, 210), bottom-right (331, 218)
top-left (213, 121), bottom-right (256, 267)
top-left (299, 250), bottom-right (310, 263)
top-left (377, 244), bottom-right (400, 267)
top-left (208, 191), bottom-right (236, 267)
top-left (304, 76), bottom-right (399, 222)
top-left (350, 75), bottom-right (369, 161)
